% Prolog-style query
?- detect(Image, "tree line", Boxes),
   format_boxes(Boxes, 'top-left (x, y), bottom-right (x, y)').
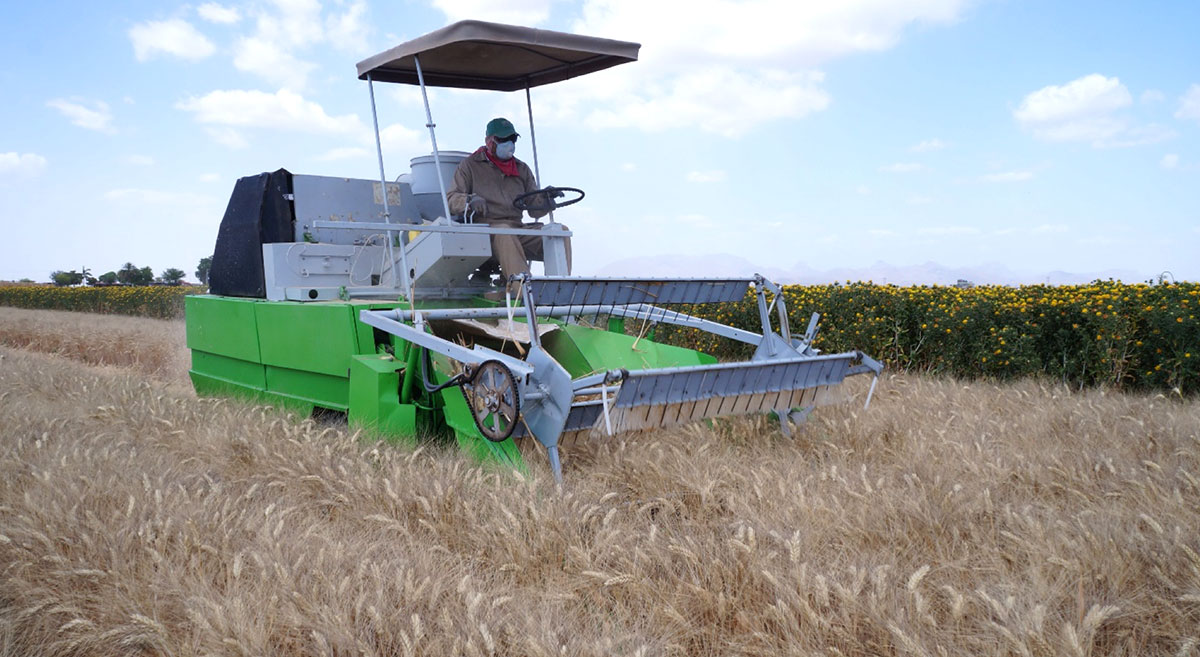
top-left (49, 257), bottom-right (213, 287)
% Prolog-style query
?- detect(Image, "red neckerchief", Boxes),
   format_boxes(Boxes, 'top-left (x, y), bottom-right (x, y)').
top-left (478, 145), bottom-right (519, 177)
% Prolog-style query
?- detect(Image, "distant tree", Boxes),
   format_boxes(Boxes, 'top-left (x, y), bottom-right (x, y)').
top-left (196, 256), bottom-right (213, 285)
top-left (116, 263), bottom-right (138, 285)
top-left (97, 271), bottom-right (118, 285)
top-left (117, 262), bottom-right (155, 286)
top-left (160, 268), bottom-right (186, 285)
top-left (18, 278), bottom-right (35, 283)
top-left (50, 270), bottom-right (84, 287)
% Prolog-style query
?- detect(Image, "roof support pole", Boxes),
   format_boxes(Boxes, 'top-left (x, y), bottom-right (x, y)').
top-left (524, 83), bottom-right (552, 224)
top-left (367, 74), bottom-right (411, 295)
top-left (413, 55), bottom-right (455, 225)
top-left (524, 83), bottom-right (542, 188)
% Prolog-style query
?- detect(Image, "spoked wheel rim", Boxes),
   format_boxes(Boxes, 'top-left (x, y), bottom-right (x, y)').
top-left (462, 360), bottom-right (520, 442)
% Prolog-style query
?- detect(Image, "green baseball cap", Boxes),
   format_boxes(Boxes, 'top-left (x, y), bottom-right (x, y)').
top-left (485, 117), bottom-right (519, 139)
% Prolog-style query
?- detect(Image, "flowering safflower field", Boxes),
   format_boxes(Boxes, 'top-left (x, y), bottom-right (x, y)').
top-left (663, 280), bottom-right (1199, 394)
top-left (0, 284), bottom-right (196, 319)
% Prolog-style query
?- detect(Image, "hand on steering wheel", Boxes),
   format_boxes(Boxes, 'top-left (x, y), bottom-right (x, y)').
top-left (513, 186), bottom-right (585, 213)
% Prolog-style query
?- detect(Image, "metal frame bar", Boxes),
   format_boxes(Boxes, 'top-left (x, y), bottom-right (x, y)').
top-left (412, 55), bottom-right (455, 229)
top-left (311, 220), bottom-right (572, 238)
top-left (358, 310), bottom-right (535, 377)
top-left (376, 301), bottom-right (761, 344)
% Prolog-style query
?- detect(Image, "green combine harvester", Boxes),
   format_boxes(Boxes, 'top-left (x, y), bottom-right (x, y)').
top-left (186, 20), bottom-right (883, 482)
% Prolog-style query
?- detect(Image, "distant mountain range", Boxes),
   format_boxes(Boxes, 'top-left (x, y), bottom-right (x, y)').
top-left (591, 254), bottom-right (1150, 286)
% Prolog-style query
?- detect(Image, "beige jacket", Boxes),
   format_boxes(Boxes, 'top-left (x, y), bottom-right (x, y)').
top-left (446, 149), bottom-right (548, 224)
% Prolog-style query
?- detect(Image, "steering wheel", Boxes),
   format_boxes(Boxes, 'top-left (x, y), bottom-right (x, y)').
top-left (513, 186), bottom-right (585, 213)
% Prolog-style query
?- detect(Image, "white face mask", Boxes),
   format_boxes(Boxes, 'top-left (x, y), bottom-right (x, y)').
top-left (495, 140), bottom-right (516, 160)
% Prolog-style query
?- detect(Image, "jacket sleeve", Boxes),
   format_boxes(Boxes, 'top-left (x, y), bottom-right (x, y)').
top-left (446, 161), bottom-right (472, 216)
top-left (520, 164), bottom-right (548, 219)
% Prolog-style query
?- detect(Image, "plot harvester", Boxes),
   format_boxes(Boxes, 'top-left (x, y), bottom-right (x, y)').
top-left (186, 21), bottom-right (883, 482)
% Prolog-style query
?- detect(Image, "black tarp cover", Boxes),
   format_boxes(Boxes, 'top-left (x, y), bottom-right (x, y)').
top-left (208, 169), bottom-right (294, 298)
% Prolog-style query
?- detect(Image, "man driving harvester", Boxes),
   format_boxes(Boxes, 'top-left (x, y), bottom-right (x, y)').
top-left (447, 117), bottom-right (572, 288)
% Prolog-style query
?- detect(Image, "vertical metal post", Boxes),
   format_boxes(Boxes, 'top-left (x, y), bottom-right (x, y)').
top-left (368, 75), bottom-right (411, 295)
top-left (755, 278), bottom-right (775, 355)
top-left (518, 275), bottom-right (542, 349)
top-left (525, 84), bottom-right (542, 188)
top-left (413, 55), bottom-right (454, 224)
top-left (546, 445), bottom-right (563, 486)
top-left (526, 81), bottom-right (567, 274)
top-left (774, 291), bottom-right (792, 344)
top-left (525, 83), bottom-right (553, 224)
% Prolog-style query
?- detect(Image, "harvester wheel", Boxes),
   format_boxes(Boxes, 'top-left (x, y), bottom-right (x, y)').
top-left (462, 360), bottom-right (520, 442)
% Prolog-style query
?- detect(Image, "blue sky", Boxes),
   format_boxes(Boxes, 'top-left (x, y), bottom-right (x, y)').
top-left (1, 0), bottom-right (1197, 283)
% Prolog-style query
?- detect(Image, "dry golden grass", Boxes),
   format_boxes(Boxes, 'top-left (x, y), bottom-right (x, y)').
top-left (2, 307), bottom-right (1199, 656)
top-left (0, 307), bottom-right (188, 384)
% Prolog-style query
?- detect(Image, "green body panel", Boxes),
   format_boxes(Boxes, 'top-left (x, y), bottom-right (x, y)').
top-left (185, 295), bottom-right (262, 361)
top-left (348, 354), bottom-right (417, 444)
top-left (265, 366), bottom-right (349, 411)
top-left (254, 302), bottom-right (360, 377)
top-left (543, 323), bottom-right (716, 377)
top-left (189, 350), bottom-right (266, 392)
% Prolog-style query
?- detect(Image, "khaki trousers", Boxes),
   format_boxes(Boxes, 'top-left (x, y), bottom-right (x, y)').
top-left (486, 219), bottom-right (572, 283)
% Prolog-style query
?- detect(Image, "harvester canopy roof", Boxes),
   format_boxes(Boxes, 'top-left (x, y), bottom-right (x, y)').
top-left (355, 20), bottom-right (640, 91)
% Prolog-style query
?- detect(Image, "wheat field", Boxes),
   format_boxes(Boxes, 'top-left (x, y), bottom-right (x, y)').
top-left (1, 306), bottom-right (1199, 656)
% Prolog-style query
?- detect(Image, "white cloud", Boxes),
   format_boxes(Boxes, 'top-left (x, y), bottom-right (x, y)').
top-left (685, 170), bottom-right (727, 183)
top-left (620, 162), bottom-right (637, 172)
top-left (432, 0), bottom-right (554, 25)
top-left (123, 154), bottom-right (155, 166)
top-left (1160, 154), bottom-right (1179, 170)
top-left (980, 171), bottom-right (1033, 183)
top-left (232, 37), bottom-right (316, 91)
top-left (177, 89), bottom-right (363, 135)
top-left (575, 0), bottom-right (964, 67)
top-left (1140, 89), bottom-right (1165, 104)
top-left (226, 0), bottom-right (371, 90)
top-left (128, 18), bottom-right (215, 61)
top-left (1176, 84), bottom-right (1200, 123)
top-left (578, 68), bottom-right (830, 137)
top-left (868, 228), bottom-right (896, 237)
top-left (525, 0), bottom-right (969, 136)
top-left (854, 184), bottom-right (871, 195)
top-left (1014, 74), bottom-right (1131, 142)
top-left (46, 98), bottom-right (115, 133)
top-left (197, 3), bottom-right (241, 24)
top-left (379, 122), bottom-right (426, 157)
top-left (199, 173), bottom-right (221, 183)
top-left (206, 127), bottom-right (248, 149)
top-left (0, 152), bottom-right (48, 176)
top-left (1094, 123), bottom-right (1176, 149)
top-left (325, 1), bottom-right (371, 45)
top-left (879, 162), bottom-right (924, 173)
top-left (910, 138), bottom-right (947, 152)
